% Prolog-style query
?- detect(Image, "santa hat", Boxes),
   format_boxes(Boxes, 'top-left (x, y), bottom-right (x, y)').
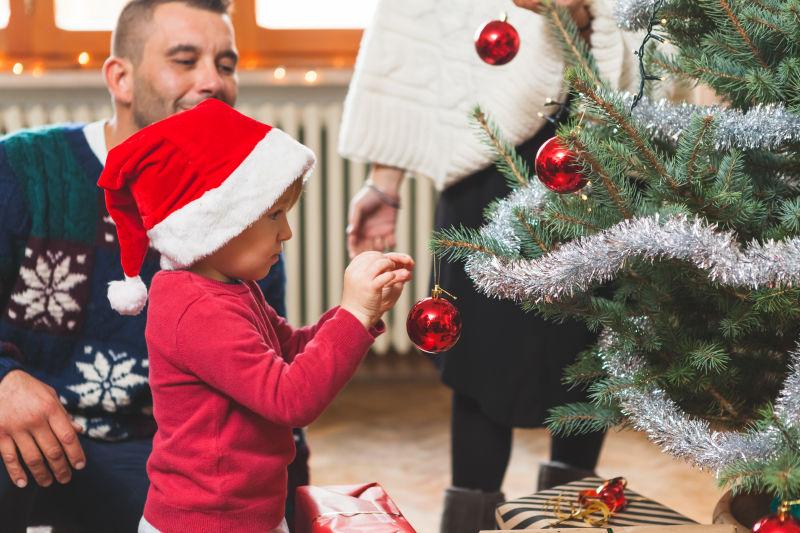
top-left (98, 98), bottom-right (315, 315)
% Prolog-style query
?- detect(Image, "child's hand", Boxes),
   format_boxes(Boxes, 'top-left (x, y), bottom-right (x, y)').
top-left (341, 251), bottom-right (414, 329)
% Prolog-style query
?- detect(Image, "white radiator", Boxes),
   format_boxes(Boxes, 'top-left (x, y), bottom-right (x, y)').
top-left (0, 101), bottom-right (436, 356)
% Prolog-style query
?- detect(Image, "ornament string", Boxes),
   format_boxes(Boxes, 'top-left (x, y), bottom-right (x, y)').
top-left (431, 253), bottom-right (457, 300)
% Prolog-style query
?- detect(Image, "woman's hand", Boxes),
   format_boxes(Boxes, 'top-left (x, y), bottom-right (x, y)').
top-left (513, 0), bottom-right (592, 33)
top-left (513, 0), bottom-right (584, 14)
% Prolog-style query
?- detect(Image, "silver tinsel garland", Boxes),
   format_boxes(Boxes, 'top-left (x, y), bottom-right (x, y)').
top-left (465, 215), bottom-right (800, 303)
top-left (618, 93), bottom-right (800, 151)
top-left (600, 329), bottom-right (800, 472)
top-left (459, 208), bottom-right (800, 471)
top-left (615, 0), bottom-right (668, 30)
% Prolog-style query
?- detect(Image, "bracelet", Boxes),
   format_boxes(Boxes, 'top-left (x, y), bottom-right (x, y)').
top-left (365, 181), bottom-right (401, 209)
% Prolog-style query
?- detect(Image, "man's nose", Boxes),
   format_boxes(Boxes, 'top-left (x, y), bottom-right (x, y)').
top-left (195, 60), bottom-right (225, 97)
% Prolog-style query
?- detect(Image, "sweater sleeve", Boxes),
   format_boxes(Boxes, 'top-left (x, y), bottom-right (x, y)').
top-left (174, 297), bottom-right (380, 427)
top-left (0, 142), bottom-right (30, 382)
top-left (268, 306), bottom-right (366, 363)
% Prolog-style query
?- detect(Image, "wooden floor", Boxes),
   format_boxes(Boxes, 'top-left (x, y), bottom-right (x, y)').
top-left (306, 368), bottom-right (726, 532)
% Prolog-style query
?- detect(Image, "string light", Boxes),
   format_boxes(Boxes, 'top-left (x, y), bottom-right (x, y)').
top-left (273, 66), bottom-right (287, 80)
top-left (12, 62), bottom-right (23, 75)
top-left (78, 52), bottom-right (90, 66)
top-left (31, 64), bottom-right (44, 77)
top-left (304, 70), bottom-right (318, 83)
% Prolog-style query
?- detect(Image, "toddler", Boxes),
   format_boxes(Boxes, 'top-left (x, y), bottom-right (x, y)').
top-left (98, 99), bottom-right (414, 533)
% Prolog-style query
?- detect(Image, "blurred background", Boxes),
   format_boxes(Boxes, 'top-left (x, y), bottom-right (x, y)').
top-left (0, 0), bottom-right (438, 368)
top-left (1, 3), bottom-right (723, 531)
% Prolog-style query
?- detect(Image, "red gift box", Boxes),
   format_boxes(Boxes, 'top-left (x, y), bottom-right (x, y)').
top-left (295, 482), bottom-right (417, 533)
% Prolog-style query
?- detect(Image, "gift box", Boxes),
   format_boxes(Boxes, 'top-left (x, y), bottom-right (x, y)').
top-left (495, 477), bottom-right (698, 530)
top-left (482, 526), bottom-right (739, 533)
top-left (295, 482), bottom-right (417, 533)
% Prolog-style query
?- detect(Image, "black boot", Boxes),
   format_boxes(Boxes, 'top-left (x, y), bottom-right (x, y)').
top-left (536, 460), bottom-right (596, 491)
top-left (440, 486), bottom-right (505, 533)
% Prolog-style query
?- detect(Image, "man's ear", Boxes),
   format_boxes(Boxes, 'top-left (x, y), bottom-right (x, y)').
top-left (103, 56), bottom-right (134, 105)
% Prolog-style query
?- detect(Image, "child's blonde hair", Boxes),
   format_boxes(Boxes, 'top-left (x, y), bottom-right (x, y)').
top-left (278, 177), bottom-right (304, 209)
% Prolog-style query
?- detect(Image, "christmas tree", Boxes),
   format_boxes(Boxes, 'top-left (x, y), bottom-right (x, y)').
top-left (434, 0), bottom-right (800, 499)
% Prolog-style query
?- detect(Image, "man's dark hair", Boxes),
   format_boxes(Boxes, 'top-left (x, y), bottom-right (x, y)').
top-left (112, 0), bottom-right (232, 64)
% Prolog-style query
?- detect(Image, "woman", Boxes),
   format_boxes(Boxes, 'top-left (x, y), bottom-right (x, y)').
top-left (339, 1), bottom-right (644, 531)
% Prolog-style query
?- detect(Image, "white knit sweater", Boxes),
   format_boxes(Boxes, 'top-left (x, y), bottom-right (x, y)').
top-left (338, 0), bottom-right (644, 190)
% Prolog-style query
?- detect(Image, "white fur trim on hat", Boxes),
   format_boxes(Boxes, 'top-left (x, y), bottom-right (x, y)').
top-left (107, 275), bottom-right (148, 316)
top-left (147, 128), bottom-right (315, 267)
top-left (159, 255), bottom-right (184, 271)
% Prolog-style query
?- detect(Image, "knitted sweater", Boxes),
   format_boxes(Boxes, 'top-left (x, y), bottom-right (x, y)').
top-left (0, 124), bottom-right (286, 441)
top-left (143, 271), bottom-right (381, 532)
top-left (338, 0), bottom-right (644, 189)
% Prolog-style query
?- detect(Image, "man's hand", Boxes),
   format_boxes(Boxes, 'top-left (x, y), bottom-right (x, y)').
top-left (0, 370), bottom-right (85, 488)
top-left (346, 165), bottom-right (405, 259)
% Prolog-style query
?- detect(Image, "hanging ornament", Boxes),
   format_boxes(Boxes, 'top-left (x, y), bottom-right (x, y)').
top-left (578, 477), bottom-right (628, 513)
top-left (535, 136), bottom-right (587, 194)
top-left (407, 254), bottom-right (462, 353)
top-left (474, 13), bottom-right (520, 66)
top-left (753, 500), bottom-right (800, 533)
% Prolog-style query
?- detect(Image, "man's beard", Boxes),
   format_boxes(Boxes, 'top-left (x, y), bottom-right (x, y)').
top-left (131, 75), bottom-right (232, 129)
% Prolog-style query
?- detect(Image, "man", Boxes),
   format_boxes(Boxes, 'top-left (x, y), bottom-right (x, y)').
top-left (0, 1), bottom-right (305, 530)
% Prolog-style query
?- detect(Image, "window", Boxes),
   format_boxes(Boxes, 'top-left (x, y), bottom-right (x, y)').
top-left (0, 0), bottom-right (9, 29)
top-left (256, 0), bottom-right (377, 29)
top-left (54, 0), bottom-right (124, 31)
top-left (2, 0), bottom-right (364, 71)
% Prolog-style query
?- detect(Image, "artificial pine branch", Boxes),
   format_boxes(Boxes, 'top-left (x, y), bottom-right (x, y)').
top-left (716, 0), bottom-right (770, 68)
top-left (566, 131), bottom-right (634, 218)
top-left (541, 1), bottom-right (603, 87)
top-left (471, 107), bottom-right (529, 189)
top-left (514, 208), bottom-right (552, 255)
top-left (568, 70), bottom-right (680, 192)
top-left (679, 115), bottom-right (716, 186)
top-left (546, 402), bottom-right (622, 435)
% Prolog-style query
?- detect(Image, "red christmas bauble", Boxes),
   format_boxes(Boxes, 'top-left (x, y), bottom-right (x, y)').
top-left (753, 514), bottom-right (800, 533)
top-left (474, 19), bottom-right (520, 66)
top-left (406, 296), bottom-right (462, 353)
top-left (535, 137), bottom-right (587, 194)
top-left (578, 477), bottom-right (628, 513)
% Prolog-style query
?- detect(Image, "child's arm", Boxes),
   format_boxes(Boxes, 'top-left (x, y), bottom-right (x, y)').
top-left (174, 299), bottom-right (378, 427)
top-left (267, 251), bottom-right (413, 360)
top-left (267, 306), bottom-right (372, 363)
top-left (173, 252), bottom-right (412, 427)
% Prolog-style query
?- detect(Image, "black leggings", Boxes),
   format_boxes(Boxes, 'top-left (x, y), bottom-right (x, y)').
top-left (451, 392), bottom-right (605, 492)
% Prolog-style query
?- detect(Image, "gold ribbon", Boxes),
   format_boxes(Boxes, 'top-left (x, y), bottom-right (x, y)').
top-left (541, 493), bottom-right (613, 529)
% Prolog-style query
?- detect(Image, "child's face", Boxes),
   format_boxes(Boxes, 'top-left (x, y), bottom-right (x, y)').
top-left (194, 198), bottom-right (293, 282)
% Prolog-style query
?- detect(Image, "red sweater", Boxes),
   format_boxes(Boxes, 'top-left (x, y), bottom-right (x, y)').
top-left (143, 270), bottom-right (382, 532)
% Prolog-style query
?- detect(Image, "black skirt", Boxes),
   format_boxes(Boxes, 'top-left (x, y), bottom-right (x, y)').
top-left (431, 122), bottom-right (596, 428)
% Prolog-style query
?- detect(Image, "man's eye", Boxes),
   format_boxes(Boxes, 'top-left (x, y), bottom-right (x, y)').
top-left (219, 64), bottom-right (236, 74)
top-left (174, 59), bottom-right (195, 66)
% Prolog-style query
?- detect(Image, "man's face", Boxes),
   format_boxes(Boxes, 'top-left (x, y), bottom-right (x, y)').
top-left (131, 2), bottom-right (239, 128)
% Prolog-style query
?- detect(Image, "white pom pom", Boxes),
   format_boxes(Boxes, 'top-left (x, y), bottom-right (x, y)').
top-left (107, 276), bottom-right (148, 316)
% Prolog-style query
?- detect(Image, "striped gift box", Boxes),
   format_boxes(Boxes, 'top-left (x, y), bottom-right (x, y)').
top-left (496, 477), bottom-right (698, 530)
